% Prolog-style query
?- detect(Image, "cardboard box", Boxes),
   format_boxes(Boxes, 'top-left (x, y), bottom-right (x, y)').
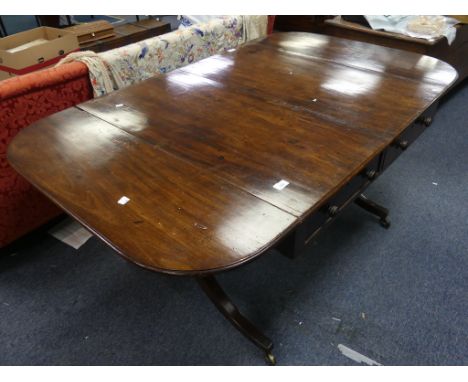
top-left (0, 26), bottom-right (79, 80)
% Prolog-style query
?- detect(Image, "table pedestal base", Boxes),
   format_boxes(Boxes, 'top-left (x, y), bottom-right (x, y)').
top-left (196, 275), bottom-right (276, 365)
top-left (355, 194), bottom-right (391, 228)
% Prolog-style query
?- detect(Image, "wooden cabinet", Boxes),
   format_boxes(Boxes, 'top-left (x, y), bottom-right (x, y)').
top-left (274, 16), bottom-right (468, 87)
top-left (77, 19), bottom-right (171, 53)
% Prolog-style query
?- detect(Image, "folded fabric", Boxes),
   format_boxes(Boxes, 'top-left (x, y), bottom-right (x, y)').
top-left (241, 15), bottom-right (268, 42)
top-left (364, 15), bottom-right (459, 45)
top-left (56, 51), bottom-right (124, 97)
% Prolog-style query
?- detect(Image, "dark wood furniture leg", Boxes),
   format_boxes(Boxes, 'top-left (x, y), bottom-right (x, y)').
top-left (196, 275), bottom-right (276, 365)
top-left (0, 16), bottom-right (8, 36)
top-left (355, 194), bottom-right (391, 228)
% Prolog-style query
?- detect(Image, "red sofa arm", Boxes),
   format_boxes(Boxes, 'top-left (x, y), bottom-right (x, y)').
top-left (0, 62), bottom-right (93, 248)
top-left (0, 61), bottom-right (90, 101)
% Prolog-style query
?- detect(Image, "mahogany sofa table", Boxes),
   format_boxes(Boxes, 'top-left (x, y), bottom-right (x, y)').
top-left (8, 32), bottom-right (456, 364)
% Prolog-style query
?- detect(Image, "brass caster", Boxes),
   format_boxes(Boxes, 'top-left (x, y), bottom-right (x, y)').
top-left (379, 217), bottom-right (391, 229)
top-left (265, 352), bottom-right (277, 365)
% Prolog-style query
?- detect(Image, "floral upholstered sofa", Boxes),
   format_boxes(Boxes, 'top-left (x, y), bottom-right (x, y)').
top-left (84, 15), bottom-right (248, 96)
top-left (0, 15), bottom-right (274, 249)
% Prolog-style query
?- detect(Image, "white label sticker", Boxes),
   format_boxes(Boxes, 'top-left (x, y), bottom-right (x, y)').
top-left (115, 103), bottom-right (124, 108)
top-left (118, 196), bottom-right (130, 205)
top-left (273, 180), bottom-right (290, 190)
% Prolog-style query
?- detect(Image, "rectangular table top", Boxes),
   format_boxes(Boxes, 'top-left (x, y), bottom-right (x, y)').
top-left (8, 32), bottom-right (457, 275)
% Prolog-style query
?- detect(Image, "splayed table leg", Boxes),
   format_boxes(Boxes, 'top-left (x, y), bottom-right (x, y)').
top-left (355, 194), bottom-right (391, 228)
top-left (196, 275), bottom-right (276, 365)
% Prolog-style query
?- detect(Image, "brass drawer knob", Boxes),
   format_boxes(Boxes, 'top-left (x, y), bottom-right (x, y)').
top-left (417, 116), bottom-right (433, 126)
top-left (328, 205), bottom-right (339, 217)
top-left (397, 140), bottom-right (409, 150)
top-left (365, 169), bottom-right (377, 180)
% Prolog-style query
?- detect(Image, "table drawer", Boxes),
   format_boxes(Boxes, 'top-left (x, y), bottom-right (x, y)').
top-left (381, 104), bottom-right (437, 171)
top-left (277, 104), bottom-right (439, 258)
top-left (277, 154), bottom-right (382, 258)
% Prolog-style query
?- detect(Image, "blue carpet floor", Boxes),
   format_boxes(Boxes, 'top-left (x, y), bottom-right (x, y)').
top-left (0, 81), bottom-right (467, 366)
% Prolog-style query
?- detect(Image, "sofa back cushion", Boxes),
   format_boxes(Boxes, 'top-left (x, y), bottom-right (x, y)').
top-left (90, 16), bottom-right (244, 96)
